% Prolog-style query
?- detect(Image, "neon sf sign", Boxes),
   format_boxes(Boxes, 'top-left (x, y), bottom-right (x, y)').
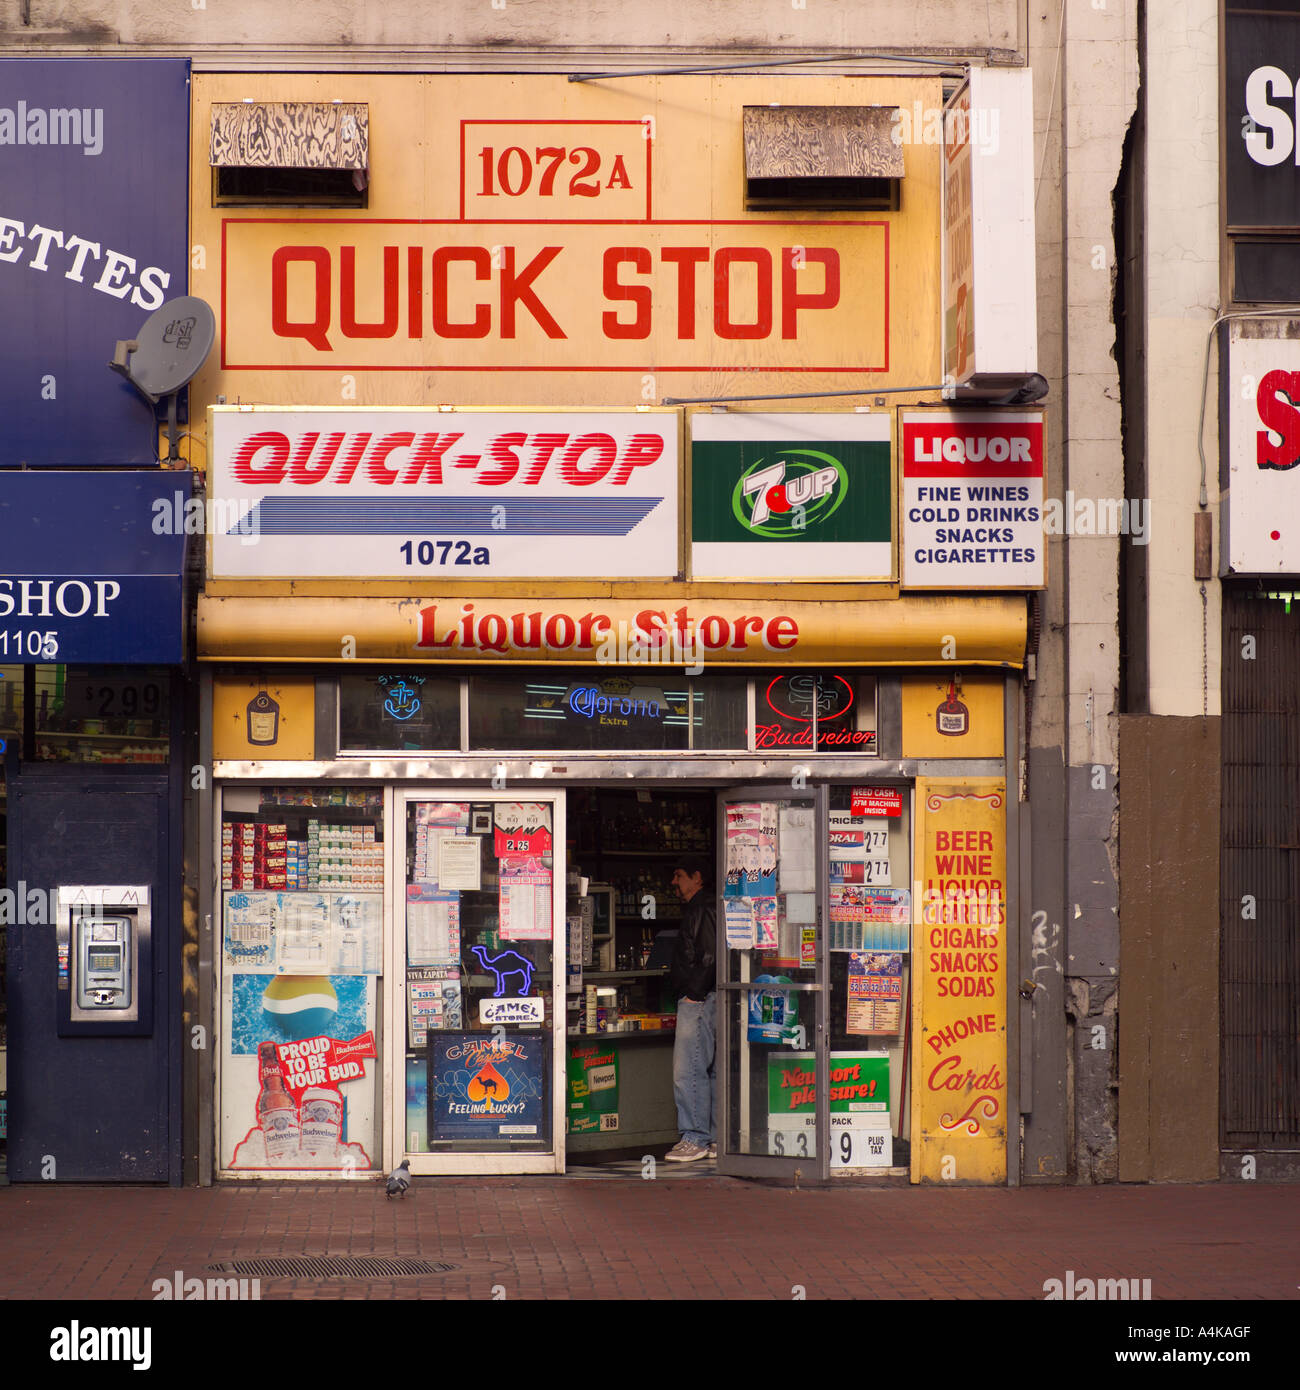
top-left (754, 673), bottom-right (872, 749)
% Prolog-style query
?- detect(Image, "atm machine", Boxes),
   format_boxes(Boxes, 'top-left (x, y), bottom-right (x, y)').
top-left (7, 762), bottom-right (180, 1184)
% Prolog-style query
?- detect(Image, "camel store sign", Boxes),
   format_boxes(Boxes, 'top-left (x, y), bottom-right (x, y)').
top-left (207, 406), bottom-right (678, 579)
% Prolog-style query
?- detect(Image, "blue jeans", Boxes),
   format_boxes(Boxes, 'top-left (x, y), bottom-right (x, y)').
top-left (673, 993), bottom-right (717, 1147)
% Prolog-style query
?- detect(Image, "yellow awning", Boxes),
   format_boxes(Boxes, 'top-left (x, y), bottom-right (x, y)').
top-left (197, 592), bottom-right (1027, 668)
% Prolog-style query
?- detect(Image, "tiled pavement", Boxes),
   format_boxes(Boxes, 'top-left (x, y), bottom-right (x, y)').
top-left (1, 1174), bottom-right (1296, 1302)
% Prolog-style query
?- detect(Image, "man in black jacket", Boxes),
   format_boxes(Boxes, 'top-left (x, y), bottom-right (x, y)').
top-left (665, 855), bottom-right (717, 1162)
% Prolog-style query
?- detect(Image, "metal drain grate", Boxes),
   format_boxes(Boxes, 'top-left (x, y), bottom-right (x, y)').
top-left (208, 1256), bottom-right (458, 1280)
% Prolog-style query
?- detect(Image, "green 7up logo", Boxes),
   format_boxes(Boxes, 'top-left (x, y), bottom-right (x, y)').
top-left (733, 449), bottom-right (848, 535)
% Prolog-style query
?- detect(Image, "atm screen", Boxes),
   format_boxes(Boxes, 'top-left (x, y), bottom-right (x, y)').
top-left (88, 948), bottom-right (122, 972)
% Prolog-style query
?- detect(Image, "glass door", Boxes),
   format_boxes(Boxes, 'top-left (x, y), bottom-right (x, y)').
top-left (391, 789), bottom-right (566, 1175)
top-left (715, 785), bottom-right (828, 1181)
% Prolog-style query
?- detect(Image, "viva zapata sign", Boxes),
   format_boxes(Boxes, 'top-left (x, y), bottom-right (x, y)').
top-left (913, 778), bottom-right (1007, 1184)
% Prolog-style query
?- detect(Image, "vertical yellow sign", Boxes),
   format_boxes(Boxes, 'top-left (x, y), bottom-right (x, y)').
top-left (911, 778), bottom-right (1007, 1184)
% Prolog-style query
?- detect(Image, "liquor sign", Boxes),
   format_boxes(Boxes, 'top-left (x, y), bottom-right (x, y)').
top-left (0, 59), bottom-right (190, 466)
top-left (942, 69), bottom-right (1037, 385)
top-left (900, 408), bottom-right (1045, 589)
top-left (198, 592), bottom-right (1031, 666)
top-left (912, 778), bottom-right (1007, 1184)
top-left (1225, 334), bottom-right (1300, 574)
top-left (0, 471), bottom-right (191, 664)
top-left (690, 414), bottom-right (892, 580)
top-left (1226, 11), bottom-right (1300, 228)
top-left (207, 406), bottom-right (678, 579)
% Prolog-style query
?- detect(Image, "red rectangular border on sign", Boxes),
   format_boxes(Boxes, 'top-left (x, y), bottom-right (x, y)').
top-left (218, 217), bottom-right (890, 373)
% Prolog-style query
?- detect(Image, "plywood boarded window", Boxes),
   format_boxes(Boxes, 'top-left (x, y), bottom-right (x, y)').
top-left (210, 102), bottom-right (369, 206)
top-left (743, 106), bottom-right (903, 211)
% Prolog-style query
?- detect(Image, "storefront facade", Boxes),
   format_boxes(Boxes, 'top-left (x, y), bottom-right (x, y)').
top-left (0, 58), bottom-right (193, 1184)
top-left (189, 69), bottom-right (1041, 1183)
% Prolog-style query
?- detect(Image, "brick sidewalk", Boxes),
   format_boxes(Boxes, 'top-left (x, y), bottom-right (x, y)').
top-left (1, 1177), bottom-right (1296, 1301)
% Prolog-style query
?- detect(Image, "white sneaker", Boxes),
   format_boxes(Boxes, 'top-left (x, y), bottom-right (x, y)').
top-left (706, 1143), bottom-right (717, 1158)
top-left (665, 1139), bottom-right (708, 1163)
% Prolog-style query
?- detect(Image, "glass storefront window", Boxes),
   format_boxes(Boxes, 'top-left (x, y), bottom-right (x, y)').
top-left (753, 672), bottom-right (876, 753)
top-left (825, 783), bottom-right (910, 1166)
top-left (403, 797), bottom-right (555, 1153)
top-left (468, 669), bottom-right (746, 752)
top-left (339, 670), bottom-right (460, 751)
top-left (218, 785), bottom-right (383, 1174)
top-left (32, 665), bottom-right (170, 764)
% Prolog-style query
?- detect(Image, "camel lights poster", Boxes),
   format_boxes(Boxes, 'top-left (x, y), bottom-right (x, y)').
top-left (429, 1033), bottom-right (548, 1142)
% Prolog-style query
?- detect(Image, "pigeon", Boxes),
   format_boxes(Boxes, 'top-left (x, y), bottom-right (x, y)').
top-left (386, 1159), bottom-right (411, 1199)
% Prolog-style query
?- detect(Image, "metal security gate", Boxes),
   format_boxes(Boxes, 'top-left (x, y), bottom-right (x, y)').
top-left (1221, 586), bottom-right (1300, 1147)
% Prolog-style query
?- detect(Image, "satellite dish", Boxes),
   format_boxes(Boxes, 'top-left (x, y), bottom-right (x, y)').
top-left (109, 295), bottom-right (216, 462)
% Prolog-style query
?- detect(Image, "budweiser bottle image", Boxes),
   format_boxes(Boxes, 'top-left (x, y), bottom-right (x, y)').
top-left (299, 1085), bottom-right (343, 1161)
top-left (256, 1041), bottom-right (300, 1166)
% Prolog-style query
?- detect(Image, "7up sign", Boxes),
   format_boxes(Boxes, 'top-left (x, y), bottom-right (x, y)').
top-left (691, 413), bottom-right (893, 579)
top-left (740, 453), bottom-right (843, 531)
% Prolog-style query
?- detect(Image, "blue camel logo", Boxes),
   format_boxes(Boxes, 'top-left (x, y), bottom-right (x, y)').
top-left (470, 944), bottom-right (535, 997)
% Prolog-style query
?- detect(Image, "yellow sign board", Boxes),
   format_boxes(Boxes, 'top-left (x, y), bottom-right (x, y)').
top-left (190, 73), bottom-right (942, 420)
top-left (901, 674), bottom-right (1004, 758)
top-left (197, 593), bottom-right (1028, 667)
top-left (911, 778), bottom-right (1007, 1184)
top-left (212, 675), bottom-right (315, 760)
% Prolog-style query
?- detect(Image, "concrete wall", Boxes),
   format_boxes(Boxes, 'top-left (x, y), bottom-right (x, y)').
top-left (1027, 0), bottom-right (1137, 1182)
top-left (1, 0), bottom-right (1021, 62)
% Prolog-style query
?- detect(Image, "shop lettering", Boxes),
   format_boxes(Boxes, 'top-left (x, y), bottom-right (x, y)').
top-left (270, 242), bottom-right (840, 350)
top-left (910, 434), bottom-right (1033, 464)
top-left (414, 602), bottom-right (799, 655)
top-left (921, 885), bottom-right (1005, 926)
top-left (225, 427), bottom-right (666, 487)
top-left (927, 1054), bottom-right (1002, 1092)
top-left (0, 215), bottom-right (169, 308)
top-left (754, 724), bottom-right (873, 748)
top-left (934, 829), bottom-right (995, 875)
top-left (569, 686), bottom-right (660, 720)
top-left (1244, 65), bottom-right (1300, 167)
top-left (0, 579), bottom-right (120, 618)
top-left (1255, 370), bottom-right (1300, 470)
top-left (926, 1013), bottom-right (997, 1055)
top-left (777, 1062), bottom-right (880, 1109)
